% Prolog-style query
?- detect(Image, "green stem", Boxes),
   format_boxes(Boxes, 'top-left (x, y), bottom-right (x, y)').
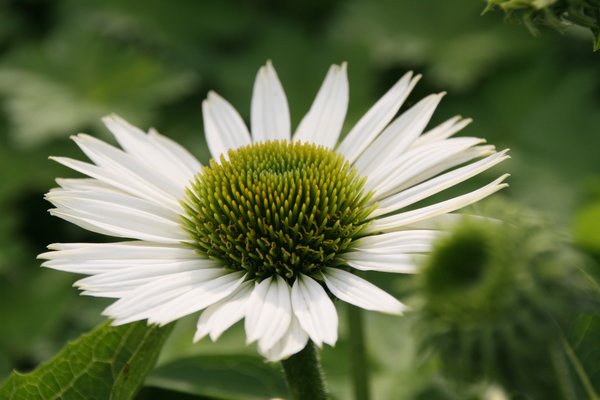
top-left (281, 341), bottom-right (328, 400)
top-left (348, 304), bottom-right (370, 400)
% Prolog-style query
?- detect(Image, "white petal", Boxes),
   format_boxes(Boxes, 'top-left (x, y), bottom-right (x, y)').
top-left (371, 150), bottom-right (509, 218)
top-left (148, 128), bottom-right (203, 175)
top-left (194, 281), bottom-right (254, 342)
top-left (47, 200), bottom-right (187, 244)
top-left (251, 61), bottom-right (291, 142)
top-left (323, 268), bottom-right (406, 314)
top-left (55, 178), bottom-right (116, 192)
top-left (104, 269), bottom-right (227, 325)
top-left (75, 260), bottom-right (216, 298)
top-left (202, 91), bottom-right (251, 161)
top-left (336, 72), bottom-right (420, 163)
top-left (261, 315), bottom-right (309, 362)
top-left (102, 115), bottom-right (197, 189)
top-left (147, 271), bottom-right (247, 326)
top-left (50, 157), bottom-right (182, 213)
top-left (410, 116), bottom-right (472, 149)
top-left (366, 137), bottom-right (486, 199)
top-left (47, 187), bottom-right (180, 222)
top-left (340, 252), bottom-right (421, 273)
top-left (393, 145), bottom-right (497, 193)
top-left (72, 134), bottom-right (186, 200)
top-left (293, 63), bottom-right (348, 148)
top-left (244, 276), bottom-right (292, 352)
top-left (354, 93), bottom-right (444, 176)
top-left (291, 274), bottom-right (338, 347)
top-left (366, 175), bottom-right (510, 234)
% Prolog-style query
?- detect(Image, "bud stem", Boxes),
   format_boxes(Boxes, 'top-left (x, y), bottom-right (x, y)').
top-left (281, 341), bottom-right (329, 400)
top-left (348, 304), bottom-right (371, 400)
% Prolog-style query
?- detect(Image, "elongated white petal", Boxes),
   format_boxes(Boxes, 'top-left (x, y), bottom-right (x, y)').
top-left (354, 93), bottom-right (444, 176)
top-left (323, 269), bottom-right (406, 314)
top-left (148, 128), bottom-right (202, 174)
top-left (336, 72), bottom-right (420, 163)
top-left (75, 260), bottom-right (214, 298)
top-left (55, 178), bottom-right (117, 192)
top-left (293, 63), bottom-right (348, 148)
top-left (366, 175), bottom-right (510, 234)
top-left (291, 274), bottom-right (337, 347)
top-left (46, 187), bottom-right (180, 223)
top-left (371, 150), bottom-right (510, 217)
top-left (340, 252), bottom-right (421, 273)
top-left (367, 137), bottom-right (486, 199)
top-left (251, 61), bottom-right (290, 142)
top-left (395, 145), bottom-right (496, 193)
top-left (50, 157), bottom-right (182, 213)
top-left (48, 199), bottom-right (187, 244)
top-left (72, 134), bottom-right (185, 200)
top-left (245, 276), bottom-right (292, 352)
top-left (410, 116), bottom-right (472, 149)
top-left (147, 271), bottom-right (246, 326)
top-left (261, 315), bottom-right (309, 362)
top-left (102, 115), bottom-right (197, 189)
top-left (40, 242), bottom-right (198, 262)
top-left (194, 281), bottom-right (254, 342)
top-left (104, 269), bottom-right (227, 325)
top-left (203, 91), bottom-right (251, 161)
top-left (352, 230), bottom-right (439, 250)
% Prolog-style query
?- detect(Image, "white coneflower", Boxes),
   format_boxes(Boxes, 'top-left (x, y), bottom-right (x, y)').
top-left (39, 61), bottom-right (508, 361)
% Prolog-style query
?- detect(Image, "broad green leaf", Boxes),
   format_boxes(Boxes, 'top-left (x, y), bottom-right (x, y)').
top-left (145, 354), bottom-right (290, 400)
top-left (0, 321), bottom-right (173, 400)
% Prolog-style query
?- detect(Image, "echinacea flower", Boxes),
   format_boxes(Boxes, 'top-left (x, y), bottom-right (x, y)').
top-left (39, 61), bottom-right (508, 361)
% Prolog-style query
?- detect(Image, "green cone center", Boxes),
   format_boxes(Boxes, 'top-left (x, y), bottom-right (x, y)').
top-left (182, 140), bottom-right (373, 281)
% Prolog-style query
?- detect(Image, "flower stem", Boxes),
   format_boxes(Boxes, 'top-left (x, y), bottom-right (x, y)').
top-left (348, 304), bottom-right (370, 400)
top-left (281, 341), bottom-right (329, 400)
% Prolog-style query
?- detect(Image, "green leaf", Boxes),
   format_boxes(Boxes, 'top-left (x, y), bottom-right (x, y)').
top-left (0, 321), bottom-right (173, 400)
top-left (145, 354), bottom-right (290, 400)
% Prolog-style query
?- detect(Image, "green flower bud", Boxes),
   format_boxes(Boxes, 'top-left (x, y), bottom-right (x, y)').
top-left (416, 202), bottom-right (595, 396)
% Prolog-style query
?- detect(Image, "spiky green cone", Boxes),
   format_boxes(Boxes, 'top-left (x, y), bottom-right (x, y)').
top-left (416, 202), bottom-right (597, 397)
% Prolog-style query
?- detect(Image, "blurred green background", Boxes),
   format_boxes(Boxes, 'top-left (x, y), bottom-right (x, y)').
top-left (0, 0), bottom-right (599, 399)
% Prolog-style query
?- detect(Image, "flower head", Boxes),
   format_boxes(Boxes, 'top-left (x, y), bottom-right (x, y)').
top-left (40, 61), bottom-right (508, 361)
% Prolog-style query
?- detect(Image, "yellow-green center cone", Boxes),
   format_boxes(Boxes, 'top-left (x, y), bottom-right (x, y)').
top-left (182, 140), bottom-right (374, 282)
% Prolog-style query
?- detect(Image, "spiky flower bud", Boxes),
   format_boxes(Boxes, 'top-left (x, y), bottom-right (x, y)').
top-left (416, 202), bottom-right (594, 397)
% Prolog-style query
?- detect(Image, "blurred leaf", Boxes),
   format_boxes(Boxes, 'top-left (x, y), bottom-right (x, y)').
top-left (0, 29), bottom-right (196, 147)
top-left (0, 321), bottom-right (173, 400)
top-left (145, 354), bottom-right (289, 400)
top-left (564, 312), bottom-right (600, 398)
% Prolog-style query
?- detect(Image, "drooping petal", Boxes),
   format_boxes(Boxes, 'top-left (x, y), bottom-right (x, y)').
top-left (245, 276), bottom-right (292, 352)
top-left (336, 72), bottom-right (421, 163)
top-left (366, 175), bottom-right (510, 234)
top-left (291, 274), bottom-right (338, 347)
top-left (194, 281), bottom-right (254, 342)
top-left (202, 91), bottom-right (252, 160)
top-left (260, 315), bottom-right (309, 362)
top-left (251, 61), bottom-right (291, 142)
top-left (147, 271), bottom-right (247, 326)
top-left (293, 63), bottom-right (348, 148)
top-left (410, 116), bottom-right (472, 149)
top-left (323, 268), bottom-right (406, 314)
top-left (104, 269), bottom-right (228, 325)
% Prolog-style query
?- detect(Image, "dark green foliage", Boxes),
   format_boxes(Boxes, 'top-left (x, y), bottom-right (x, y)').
top-left (0, 321), bottom-right (173, 400)
top-left (485, 0), bottom-right (600, 50)
top-left (182, 140), bottom-right (374, 282)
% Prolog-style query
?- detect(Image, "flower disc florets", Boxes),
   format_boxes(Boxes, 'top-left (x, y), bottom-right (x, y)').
top-left (182, 140), bottom-right (374, 282)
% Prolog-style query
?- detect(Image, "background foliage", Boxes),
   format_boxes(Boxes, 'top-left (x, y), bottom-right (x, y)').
top-left (0, 0), bottom-right (598, 399)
